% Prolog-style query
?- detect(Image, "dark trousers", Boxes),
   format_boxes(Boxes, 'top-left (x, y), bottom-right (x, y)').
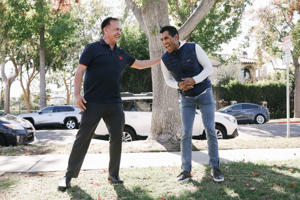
top-left (66, 102), bottom-right (124, 178)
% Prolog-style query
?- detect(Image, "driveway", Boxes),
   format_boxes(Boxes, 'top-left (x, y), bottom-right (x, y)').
top-left (32, 123), bottom-right (300, 145)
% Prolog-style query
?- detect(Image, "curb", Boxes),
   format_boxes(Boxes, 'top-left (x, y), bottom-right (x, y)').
top-left (268, 118), bottom-right (300, 124)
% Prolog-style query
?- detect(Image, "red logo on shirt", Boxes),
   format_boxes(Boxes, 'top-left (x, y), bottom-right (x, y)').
top-left (119, 56), bottom-right (123, 60)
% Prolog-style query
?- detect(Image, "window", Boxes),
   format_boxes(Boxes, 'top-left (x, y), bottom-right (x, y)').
top-left (54, 106), bottom-right (74, 112)
top-left (242, 104), bottom-right (259, 110)
top-left (64, 106), bottom-right (75, 112)
top-left (41, 107), bottom-right (54, 113)
top-left (231, 104), bottom-right (242, 111)
top-left (123, 99), bottom-right (152, 112)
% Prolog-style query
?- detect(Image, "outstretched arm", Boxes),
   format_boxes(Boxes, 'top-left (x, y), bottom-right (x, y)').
top-left (130, 58), bottom-right (161, 69)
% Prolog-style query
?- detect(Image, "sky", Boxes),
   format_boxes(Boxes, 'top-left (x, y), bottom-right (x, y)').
top-left (220, 0), bottom-right (272, 57)
top-left (6, 0), bottom-right (280, 98)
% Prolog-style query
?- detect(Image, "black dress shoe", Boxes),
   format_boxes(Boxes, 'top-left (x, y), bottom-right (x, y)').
top-left (108, 175), bottom-right (123, 184)
top-left (58, 176), bottom-right (72, 191)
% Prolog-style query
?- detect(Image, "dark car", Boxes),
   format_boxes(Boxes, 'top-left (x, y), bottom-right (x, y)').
top-left (0, 112), bottom-right (35, 146)
top-left (218, 103), bottom-right (270, 124)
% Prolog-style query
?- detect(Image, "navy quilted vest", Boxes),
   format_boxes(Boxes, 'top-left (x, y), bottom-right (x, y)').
top-left (162, 42), bottom-right (211, 97)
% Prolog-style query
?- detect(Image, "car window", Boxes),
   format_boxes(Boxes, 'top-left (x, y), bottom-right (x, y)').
top-left (242, 104), bottom-right (259, 109)
top-left (41, 107), bottom-right (54, 113)
top-left (53, 106), bottom-right (75, 112)
top-left (135, 100), bottom-right (152, 111)
top-left (123, 101), bottom-right (135, 111)
top-left (123, 99), bottom-right (152, 112)
top-left (65, 106), bottom-right (75, 112)
top-left (231, 104), bottom-right (242, 111)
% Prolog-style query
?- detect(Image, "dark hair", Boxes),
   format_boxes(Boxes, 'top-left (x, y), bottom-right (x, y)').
top-left (160, 25), bottom-right (178, 37)
top-left (101, 17), bottom-right (119, 33)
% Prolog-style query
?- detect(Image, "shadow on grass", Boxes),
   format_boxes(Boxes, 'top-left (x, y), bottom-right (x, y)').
top-left (167, 162), bottom-right (300, 200)
top-left (113, 184), bottom-right (153, 200)
top-left (109, 161), bottom-right (300, 200)
top-left (67, 185), bottom-right (94, 200)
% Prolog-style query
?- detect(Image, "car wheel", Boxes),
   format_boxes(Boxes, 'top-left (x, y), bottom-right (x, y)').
top-left (122, 126), bottom-right (137, 142)
top-left (0, 134), bottom-right (6, 146)
top-left (65, 118), bottom-right (77, 129)
top-left (255, 114), bottom-right (265, 124)
top-left (215, 124), bottom-right (227, 139)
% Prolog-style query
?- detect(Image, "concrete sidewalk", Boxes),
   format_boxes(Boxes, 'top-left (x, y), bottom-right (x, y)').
top-left (1, 148), bottom-right (300, 173)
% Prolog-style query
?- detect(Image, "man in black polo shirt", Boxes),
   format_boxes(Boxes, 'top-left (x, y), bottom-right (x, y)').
top-left (58, 17), bottom-right (160, 191)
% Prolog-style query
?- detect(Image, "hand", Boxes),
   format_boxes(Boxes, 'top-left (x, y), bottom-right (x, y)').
top-left (75, 94), bottom-right (87, 111)
top-left (178, 81), bottom-right (193, 91)
top-left (178, 78), bottom-right (196, 91)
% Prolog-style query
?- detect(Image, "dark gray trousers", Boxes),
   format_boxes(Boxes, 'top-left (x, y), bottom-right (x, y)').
top-left (66, 102), bottom-right (124, 178)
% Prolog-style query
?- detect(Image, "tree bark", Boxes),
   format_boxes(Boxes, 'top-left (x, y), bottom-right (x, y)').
top-left (4, 81), bottom-right (11, 113)
top-left (293, 54), bottom-right (300, 117)
top-left (39, 26), bottom-right (47, 109)
top-left (20, 67), bottom-right (37, 113)
top-left (125, 0), bottom-right (216, 149)
top-left (126, 0), bottom-right (180, 149)
top-left (63, 75), bottom-right (71, 105)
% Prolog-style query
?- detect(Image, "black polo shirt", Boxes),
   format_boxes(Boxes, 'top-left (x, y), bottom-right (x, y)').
top-left (79, 39), bottom-right (135, 103)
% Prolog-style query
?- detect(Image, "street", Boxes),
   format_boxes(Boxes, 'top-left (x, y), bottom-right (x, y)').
top-left (32, 123), bottom-right (300, 145)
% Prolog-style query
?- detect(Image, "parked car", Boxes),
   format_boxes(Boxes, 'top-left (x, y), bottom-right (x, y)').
top-left (218, 103), bottom-right (270, 124)
top-left (0, 112), bottom-right (35, 146)
top-left (94, 94), bottom-right (238, 142)
top-left (19, 105), bottom-right (82, 129)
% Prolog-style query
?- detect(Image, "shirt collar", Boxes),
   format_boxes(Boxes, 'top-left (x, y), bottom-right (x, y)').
top-left (99, 38), bottom-right (118, 49)
top-left (179, 40), bottom-right (185, 49)
top-left (169, 40), bottom-right (185, 55)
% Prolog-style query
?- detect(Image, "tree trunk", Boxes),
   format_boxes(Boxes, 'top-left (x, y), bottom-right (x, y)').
top-left (126, 0), bottom-right (181, 150)
top-left (4, 80), bottom-right (11, 113)
top-left (25, 86), bottom-right (31, 113)
top-left (63, 76), bottom-right (71, 105)
top-left (293, 54), bottom-right (300, 117)
top-left (39, 26), bottom-right (47, 109)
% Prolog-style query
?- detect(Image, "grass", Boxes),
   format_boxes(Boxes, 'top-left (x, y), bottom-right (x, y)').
top-left (0, 145), bottom-right (53, 156)
top-left (1, 137), bottom-right (300, 156)
top-left (1, 159), bottom-right (299, 200)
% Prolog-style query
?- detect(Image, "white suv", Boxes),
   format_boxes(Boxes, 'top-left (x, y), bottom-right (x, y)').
top-left (19, 105), bottom-right (82, 129)
top-left (94, 94), bottom-right (238, 142)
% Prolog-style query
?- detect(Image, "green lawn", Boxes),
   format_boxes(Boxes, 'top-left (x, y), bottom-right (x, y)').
top-left (1, 159), bottom-right (299, 200)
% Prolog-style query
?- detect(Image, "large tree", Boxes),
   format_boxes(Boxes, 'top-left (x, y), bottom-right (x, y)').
top-left (0, 0), bottom-right (78, 110)
top-left (250, 0), bottom-right (300, 117)
top-left (124, 0), bottom-right (219, 147)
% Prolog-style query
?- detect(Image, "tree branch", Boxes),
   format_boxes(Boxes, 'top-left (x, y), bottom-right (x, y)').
top-left (124, 0), bottom-right (147, 34)
top-left (179, 0), bottom-right (216, 40)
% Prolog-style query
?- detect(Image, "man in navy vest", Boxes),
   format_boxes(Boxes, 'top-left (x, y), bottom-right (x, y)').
top-left (160, 25), bottom-right (224, 182)
top-left (58, 17), bottom-right (160, 191)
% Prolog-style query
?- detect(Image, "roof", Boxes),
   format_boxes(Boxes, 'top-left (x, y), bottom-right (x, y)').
top-left (240, 56), bottom-right (257, 64)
